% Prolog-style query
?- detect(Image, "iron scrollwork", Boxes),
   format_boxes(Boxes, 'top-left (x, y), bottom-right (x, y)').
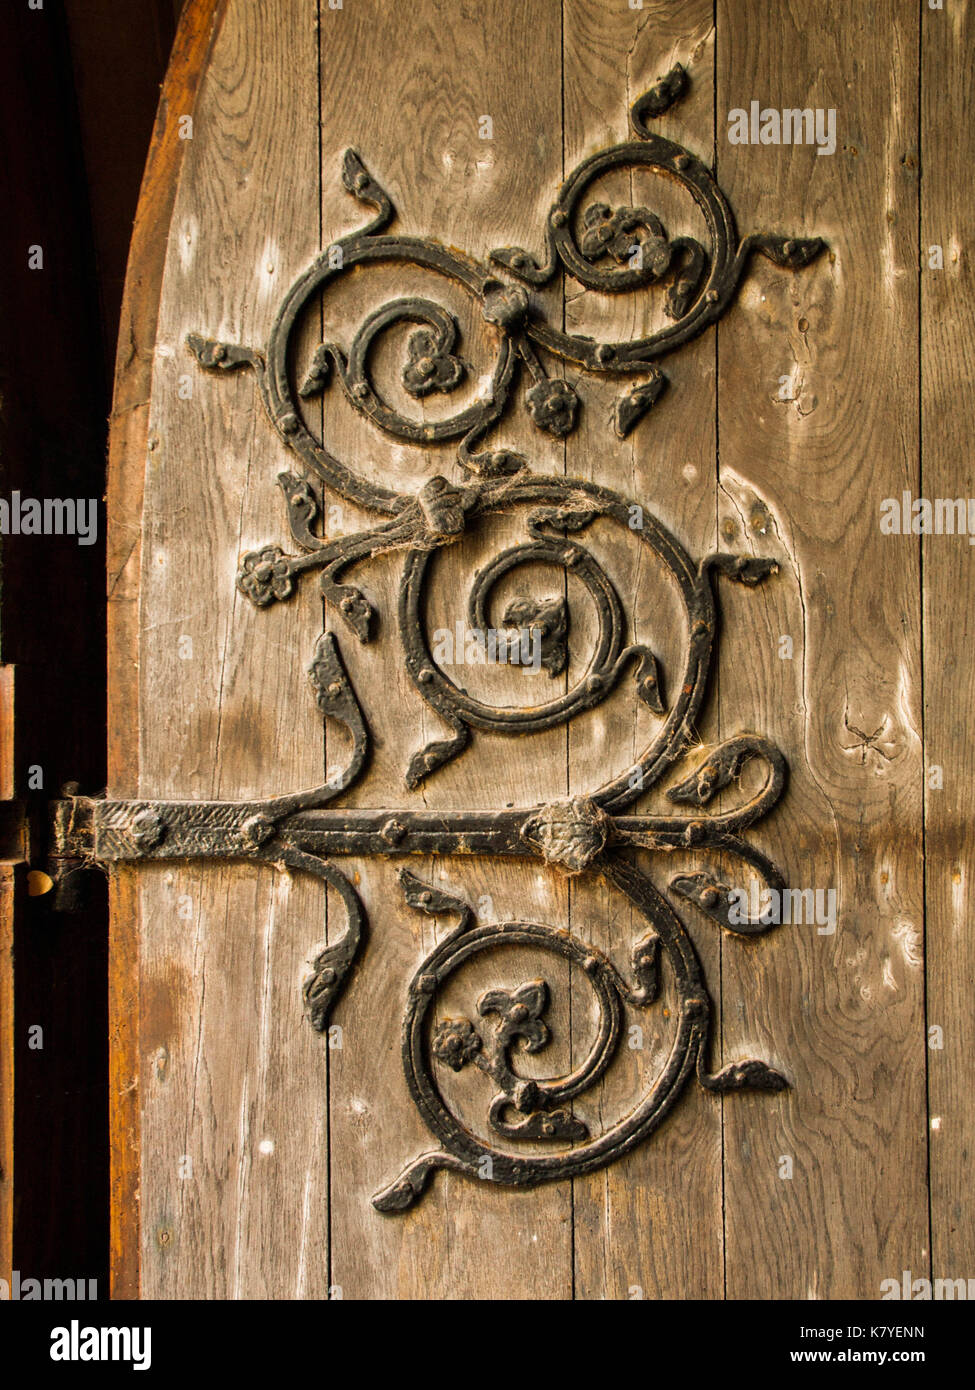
top-left (54, 67), bottom-right (824, 1211)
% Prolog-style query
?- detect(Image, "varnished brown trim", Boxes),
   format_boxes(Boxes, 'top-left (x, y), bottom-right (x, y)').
top-left (106, 0), bottom-right (228, 1300)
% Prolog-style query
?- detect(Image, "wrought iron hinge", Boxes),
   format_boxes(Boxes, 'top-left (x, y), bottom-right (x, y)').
top-left (0, 799), bottom-right (26, 868)
top-left (1, 665), bottom-right (80, 906)
top-left (45, 787), bottom-right (99, 909)
top-left (49, 66), bottom-right (824, 1211)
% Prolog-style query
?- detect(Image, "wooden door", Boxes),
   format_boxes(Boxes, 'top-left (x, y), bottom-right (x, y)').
top-left (93, 0), bottom-right (974, 1300)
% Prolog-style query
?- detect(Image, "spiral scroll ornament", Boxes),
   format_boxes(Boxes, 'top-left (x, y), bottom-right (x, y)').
top-left (55, 66), bottom-right (825, 1212)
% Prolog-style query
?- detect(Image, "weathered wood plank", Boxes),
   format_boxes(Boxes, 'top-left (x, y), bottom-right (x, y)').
top-left (716, 0), bottom-right (927, 1298)
top-left (319, 0), bottom-right (572, 1301)
top-left (136, 0), bottom-right (328, 1298)
top-left (561, 0), bottom-right (726, 1302)
top-left (107, 0), bottom-right (968, 1301)
top-left (107, 0), bottom-right (227, 1297)
top-left (922, 0), bottom-right (975, 1285)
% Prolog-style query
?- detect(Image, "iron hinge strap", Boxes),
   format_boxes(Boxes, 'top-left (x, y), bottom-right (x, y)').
top-left (47, 795), bottom-right (564, 867)
top-left (47, 791), bottom-right (770, 874)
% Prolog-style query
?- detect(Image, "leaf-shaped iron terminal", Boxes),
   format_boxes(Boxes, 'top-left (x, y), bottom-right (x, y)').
top-left (630, 63), bottom-right (690, 135)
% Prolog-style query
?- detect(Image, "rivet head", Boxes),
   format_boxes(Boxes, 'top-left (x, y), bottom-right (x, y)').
top-left (131, 809), bottom-right (164, 850)
top-left (551, 208), bottom-right (568, 227)
top-left (382, 818), bottom-right (405, 844)
top-left (279, 412), bottom-right (299, 434)
top-left (241, 814), bottom-right (275, 847)
top-left (596, 344), bottom-right (614, 363)
top-left (353, 382), bottom-right (370, 399)
top-left (701, 887), bottom-right (720, 909)
top-left (586, 675), bottom-right (603, 693)
top-left (674, 152), bottom-right (691, 170)
top-left (418, 667), bottom-right (435, 684)
top-left (705, 288), bottom-right (719, 304)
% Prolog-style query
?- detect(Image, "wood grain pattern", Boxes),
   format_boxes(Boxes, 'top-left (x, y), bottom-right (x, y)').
top-left (562, 0), bottom-right (725, 1302)
top-left (716, 0), bottom-right (927, 1298)
top-left (107, 0), bottom-right (227, 1298)
top-left (922, 0), bottom-right (975, 1284)
top-left (318, 0), bottom-right (572, 1301)
top-left (109, 0), bottom-right (970, 1300)
top-left (133, 0), bottom-right (328, 1298)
